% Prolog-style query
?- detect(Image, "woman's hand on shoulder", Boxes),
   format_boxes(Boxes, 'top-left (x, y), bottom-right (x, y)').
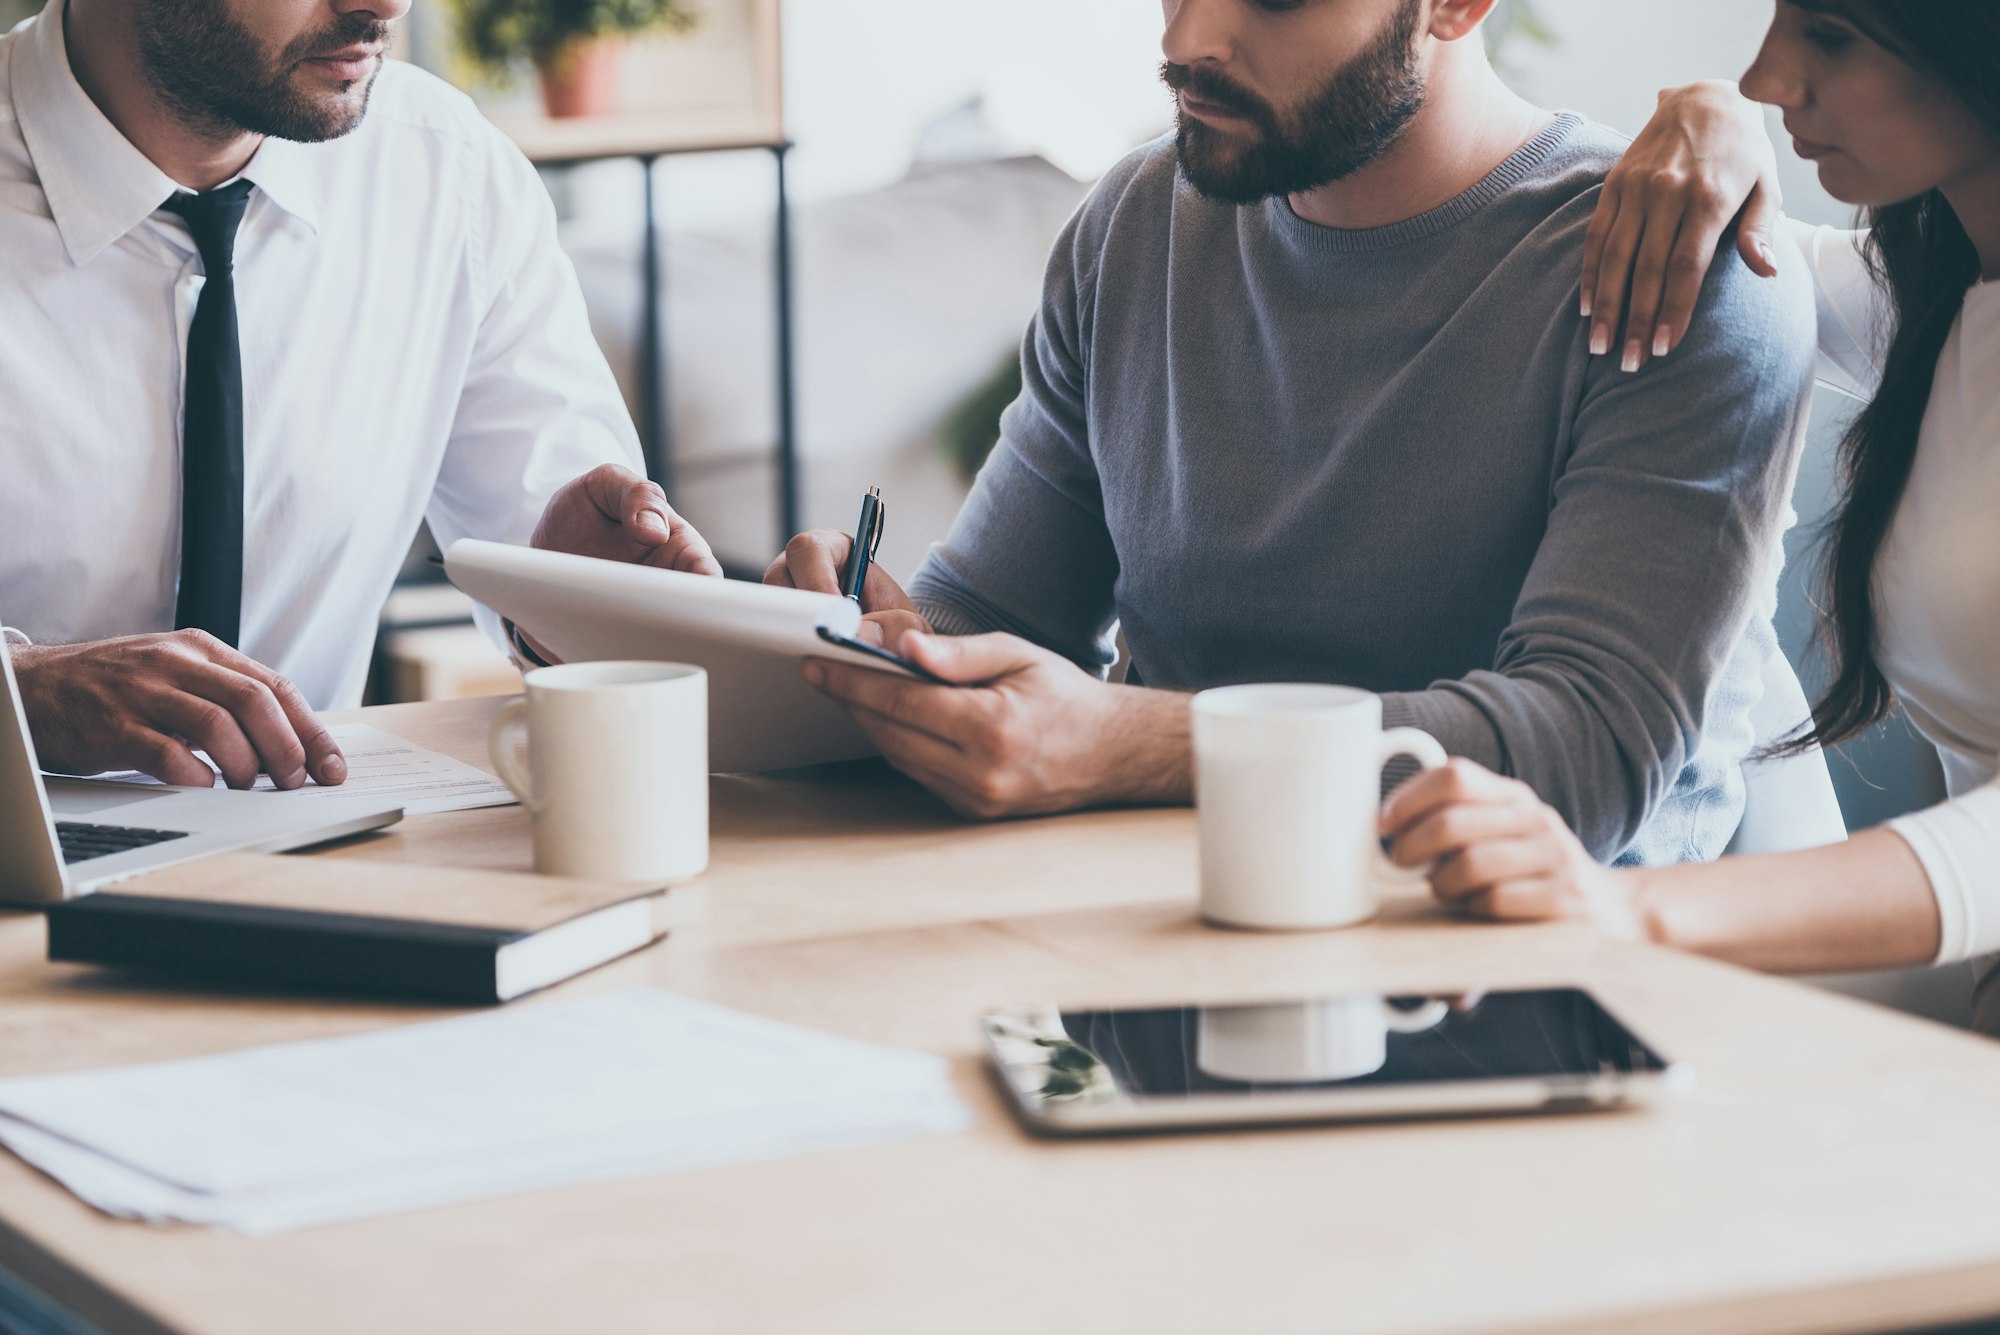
top-left (1380, 759), bottom-right (1642, 937)
top-left (1583, 80), bottom-right (1783, 374)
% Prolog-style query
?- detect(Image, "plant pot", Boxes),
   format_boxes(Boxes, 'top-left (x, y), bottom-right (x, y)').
top-left (535, 36), bottom-right (624, 119)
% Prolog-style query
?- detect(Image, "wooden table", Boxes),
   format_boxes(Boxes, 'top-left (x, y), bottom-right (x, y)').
top-left (5, 697), bottom-right (2000, 1335)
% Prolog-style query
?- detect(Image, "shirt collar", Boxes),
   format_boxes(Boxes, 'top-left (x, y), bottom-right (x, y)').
top-left (237, 134), bottom-right (322, 237)
top-left (13, 0), bottom-right (320, 268)
top-left (13, 0), bottom-right (179, 267)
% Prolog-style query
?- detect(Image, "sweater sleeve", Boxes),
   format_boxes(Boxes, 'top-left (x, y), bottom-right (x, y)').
top-left (1890, 780), bottom-right (2000, 964)
top-left (906, 178), bottom-right (1124, 675)
top-left (1377, 228), bottom-right (1818, 862)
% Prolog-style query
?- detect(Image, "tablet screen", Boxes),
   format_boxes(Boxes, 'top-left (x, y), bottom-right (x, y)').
top-left (1032, 988), bottom-right (1668, 1099)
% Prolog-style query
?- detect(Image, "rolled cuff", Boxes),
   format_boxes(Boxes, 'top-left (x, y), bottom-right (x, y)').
top-left (911, 597), bottom-right (991, 640)
top-left (1888, 781), bottom-right (2000, 965)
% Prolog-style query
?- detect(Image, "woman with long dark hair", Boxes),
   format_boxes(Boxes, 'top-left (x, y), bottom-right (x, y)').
top-left (1377, 1), bottom-right (2000, 1014)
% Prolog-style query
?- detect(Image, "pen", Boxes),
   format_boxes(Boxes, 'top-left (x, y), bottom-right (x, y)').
top-left (841, 486), bottom-right (884, 603)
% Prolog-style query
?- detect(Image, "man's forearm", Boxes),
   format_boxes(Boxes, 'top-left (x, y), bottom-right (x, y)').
top-left (1096, 685), bottom-right (1195, 807)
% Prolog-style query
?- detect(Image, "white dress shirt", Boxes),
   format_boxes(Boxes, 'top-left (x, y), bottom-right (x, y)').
top-left (0, 0), bottom-right (641, 707)
top-left (1787, 221), bottom-right (2000, 964)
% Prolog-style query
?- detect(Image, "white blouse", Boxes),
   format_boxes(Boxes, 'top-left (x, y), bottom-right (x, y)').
top-left (1789, 220), bottom-right (2000, 963)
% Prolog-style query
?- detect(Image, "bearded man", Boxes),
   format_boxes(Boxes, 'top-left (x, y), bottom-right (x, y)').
top-left (768, 0), bottom-right (1819, 868)
top-left (0, 0), bottom-right (717, 791)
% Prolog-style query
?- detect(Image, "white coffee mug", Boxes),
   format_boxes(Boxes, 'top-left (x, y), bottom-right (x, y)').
top-left (1193, 684), bottom-right (1448, 930)
top-left (488, 662), bottom-right (708, 884)
top-left (1196, 997), bottom-right (1452, 1084)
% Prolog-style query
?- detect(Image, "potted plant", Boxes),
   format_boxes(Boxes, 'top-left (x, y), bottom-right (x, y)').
top-left (1487, 0), bottom-right (1556, 61)
top-left (451, 0), bottom-right (701, 119)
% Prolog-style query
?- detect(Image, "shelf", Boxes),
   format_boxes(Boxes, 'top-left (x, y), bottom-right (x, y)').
top-left (490, 109), bottom-right (787, 166)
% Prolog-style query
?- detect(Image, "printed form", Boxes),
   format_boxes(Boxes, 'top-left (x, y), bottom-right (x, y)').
top-left (97, 723), bottom-right (516, 816)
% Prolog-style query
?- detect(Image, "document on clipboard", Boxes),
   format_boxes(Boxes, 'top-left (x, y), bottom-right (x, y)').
top-left (443, 540), bottom-right (949, 773)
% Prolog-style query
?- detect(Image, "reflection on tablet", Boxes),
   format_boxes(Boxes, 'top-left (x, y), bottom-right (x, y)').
top-left (984, 988), bottom-right (1685, 1134)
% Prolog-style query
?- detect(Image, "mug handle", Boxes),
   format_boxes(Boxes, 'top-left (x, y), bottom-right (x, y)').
top-left (1380, 997), bottom-right (1451, 1034)
top-left (1374, 727), bottom-right (1450, 884)
top-left (487, 698), bottom-right (542, 815)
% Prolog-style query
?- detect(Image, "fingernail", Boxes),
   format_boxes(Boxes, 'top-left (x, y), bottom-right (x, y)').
top-left (634, 509), bottom-right (670, 539)
top-left (322, 754), bottom-right (346, 784)
top-left (278, 767), bottom-right (305, 790)
top-left (1579, 292), bottom-right (1592, 319)
top-left (1652, 327), bottom-right (1672, 358)
top-left (1589, 326), bottom-right (1609, 357)
top-left (1759, 242), bottom-right (1777, 271)
top-left (1621, 341), bottom-right (1641, 374)
top-left (858, 621), bottom-right (884, 646)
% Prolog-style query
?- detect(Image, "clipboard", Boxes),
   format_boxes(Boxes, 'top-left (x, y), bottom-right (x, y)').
top-left (443, 540), bottom-right (942, 773)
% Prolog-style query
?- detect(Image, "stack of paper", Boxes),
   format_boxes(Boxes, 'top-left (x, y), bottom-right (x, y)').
top-left (0, 990), bottom-right (968, 1234)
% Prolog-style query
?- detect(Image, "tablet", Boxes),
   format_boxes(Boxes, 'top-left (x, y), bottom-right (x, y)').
top-left (444, 539), bottom-right (948, 772)
top-left (982, 987), bottom-right (1690, 1135)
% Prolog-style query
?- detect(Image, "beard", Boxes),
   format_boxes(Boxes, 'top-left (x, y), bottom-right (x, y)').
top-left (133, 1), bottom-right (392, 143)
top-left (1162, 0), bottom-right (1427, 205)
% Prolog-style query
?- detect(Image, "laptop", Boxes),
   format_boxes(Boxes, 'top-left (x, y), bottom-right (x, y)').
top-left (1, 648), bottom-right (405, 904)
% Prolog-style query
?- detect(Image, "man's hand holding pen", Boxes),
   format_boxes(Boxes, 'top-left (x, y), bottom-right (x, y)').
top-left (764, 490), bottom-right (1193, 818)
top-left (762, 529), bottom-right (934, 647)
top-left (800, 630), bottom-right (1192, 819)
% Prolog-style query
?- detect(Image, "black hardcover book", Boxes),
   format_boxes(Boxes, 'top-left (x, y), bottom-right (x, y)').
top-left (46, 853), bottom-right (692, 1004)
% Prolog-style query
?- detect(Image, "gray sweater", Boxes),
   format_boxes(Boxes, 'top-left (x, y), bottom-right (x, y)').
top-left (909, 115), bottom-right (1816, 865)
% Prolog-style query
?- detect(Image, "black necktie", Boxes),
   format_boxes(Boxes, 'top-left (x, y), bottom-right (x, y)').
top-left (164, 182), bottom-right (254, 647)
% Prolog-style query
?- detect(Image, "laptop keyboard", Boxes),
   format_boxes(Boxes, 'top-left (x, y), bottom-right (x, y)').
top-left (55, 822), bottom-right (191, 865)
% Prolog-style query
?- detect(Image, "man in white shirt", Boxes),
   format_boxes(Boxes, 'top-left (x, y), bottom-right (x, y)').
top-left (0, 0), bottom-right (717, 791)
